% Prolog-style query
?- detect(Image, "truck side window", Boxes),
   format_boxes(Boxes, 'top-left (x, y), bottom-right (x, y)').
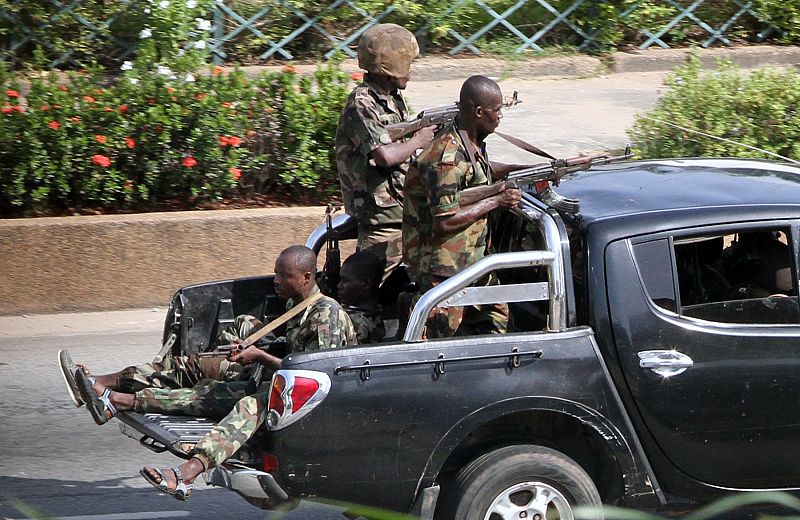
top-left (673, 229), bottom-right (798, 325)
top-left (633, 240), bottom-right (677, 312)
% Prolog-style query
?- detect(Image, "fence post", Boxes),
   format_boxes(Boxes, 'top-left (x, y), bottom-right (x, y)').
top-left (213, 2), bottom-right (224, 65)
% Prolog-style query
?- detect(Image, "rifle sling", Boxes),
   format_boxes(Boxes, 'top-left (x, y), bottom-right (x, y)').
top-left (241, 291), bottom-right (324, 347)
top-left (494, 131), bottom-right (557, 161)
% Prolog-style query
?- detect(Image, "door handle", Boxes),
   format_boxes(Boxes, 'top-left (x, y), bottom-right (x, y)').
top-left (638, 350), bottom-right (693, 377)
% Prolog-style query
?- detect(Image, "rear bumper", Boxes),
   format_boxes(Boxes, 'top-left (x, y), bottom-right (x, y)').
top-left (205, 462), bottom-right (294, 510)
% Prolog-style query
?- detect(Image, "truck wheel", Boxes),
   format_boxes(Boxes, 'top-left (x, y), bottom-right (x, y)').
top-left (438, 445), bottom-right (602, 520)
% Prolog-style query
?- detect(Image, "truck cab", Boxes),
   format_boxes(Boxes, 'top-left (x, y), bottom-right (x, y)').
top-left (118, 158), bottom-right (800, 519)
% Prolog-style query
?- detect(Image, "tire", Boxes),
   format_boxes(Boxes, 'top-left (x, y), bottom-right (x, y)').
top-left (436, 445), bottom-right (602, 520)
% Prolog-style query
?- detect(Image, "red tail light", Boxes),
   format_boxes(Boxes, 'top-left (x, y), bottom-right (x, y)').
top-left (266, 370), bottom-right (331, 431)
top-left (262, 453), bottom-right (279, 473)
top-left (290, 377), bottom-right (320, 412)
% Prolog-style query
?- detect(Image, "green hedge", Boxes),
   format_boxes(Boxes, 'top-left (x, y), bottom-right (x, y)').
top-left (0, 60), bottom-right (350, 217)
top-left (628, 52), bottom-right (800, 162)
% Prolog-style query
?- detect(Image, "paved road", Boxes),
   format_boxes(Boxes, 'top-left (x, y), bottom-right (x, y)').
top-left (0, 310), bottom-right (350, 519)
top-left (403, 71), bottom-right (667, 162)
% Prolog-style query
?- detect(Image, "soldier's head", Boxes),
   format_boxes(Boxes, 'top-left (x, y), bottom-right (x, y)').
top-left (357, 23), bottom-right (419, 90)
top-left (458, 75), bottom-right (504, 140)
top-left (274, 245), bottom-right (317, 300)
top-left (338, 251), bottom-right (383, 306)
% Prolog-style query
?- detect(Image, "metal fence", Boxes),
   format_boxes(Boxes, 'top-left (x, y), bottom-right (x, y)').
top-left (0, 0), bottom-right (779, 69)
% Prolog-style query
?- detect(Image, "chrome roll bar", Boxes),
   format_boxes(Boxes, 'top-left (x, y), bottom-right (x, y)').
top-left (403, 200), bottom-right (567, 342)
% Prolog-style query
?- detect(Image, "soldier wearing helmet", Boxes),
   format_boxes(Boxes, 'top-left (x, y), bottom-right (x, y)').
top-left (335, 23), bottom-right (435, 279)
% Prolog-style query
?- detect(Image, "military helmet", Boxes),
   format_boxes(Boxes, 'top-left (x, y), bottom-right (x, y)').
top-left (357, 23), bottom-right (419, 78)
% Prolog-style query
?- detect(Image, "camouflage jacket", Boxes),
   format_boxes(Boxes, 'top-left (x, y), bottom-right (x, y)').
top-left (403, 119), bottom-right (493, 281)
top-left (286, 286), bottom-right (358, 351)
top-left (335, 78), bottom-right (410, 229)
top-left (345, 305), bottom-right (386, 344)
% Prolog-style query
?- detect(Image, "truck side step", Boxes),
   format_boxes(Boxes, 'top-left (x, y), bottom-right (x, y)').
top-left (205, 461), bottom-right (292, 509)
top-left (117, 411), bottom-right (217, 459)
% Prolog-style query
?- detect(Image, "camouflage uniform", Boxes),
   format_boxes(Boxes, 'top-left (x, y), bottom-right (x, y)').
top-left (115, 314), bottom-right (257, 393)
top-left (130, 315), bottom-right (262, 419)
top-left (345, 305), bottom-right (386, 343)
top-left (191, 286), bottom-right (356, 471)
top-left (335, 78), bottom-right (409, 275)
top-left (403, 119), bottom-right (509, 338)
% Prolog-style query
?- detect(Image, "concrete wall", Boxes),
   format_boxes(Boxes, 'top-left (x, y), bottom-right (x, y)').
top-left (0, 207), bottom-right (328, 315)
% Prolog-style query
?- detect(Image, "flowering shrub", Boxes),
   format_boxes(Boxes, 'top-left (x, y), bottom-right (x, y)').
top-left (0, 26), bottom-right (350, 216)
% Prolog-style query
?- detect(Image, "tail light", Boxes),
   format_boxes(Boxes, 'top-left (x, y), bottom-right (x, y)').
top-left (266, 370), bottom-right (331, 431)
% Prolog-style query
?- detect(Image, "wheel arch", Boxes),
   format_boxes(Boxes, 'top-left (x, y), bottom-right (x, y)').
top-left (416, 396), bottom-right (641, 507)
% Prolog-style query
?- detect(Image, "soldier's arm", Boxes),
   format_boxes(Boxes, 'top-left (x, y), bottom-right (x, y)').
top-left (490, 160), bottom-right (540, 179)
top-left (229, 345), bottom-right (282, 370)
top-left (434, 191), bottom-right (521, 234)
top-left (372, 125), bottom-right (437, 168)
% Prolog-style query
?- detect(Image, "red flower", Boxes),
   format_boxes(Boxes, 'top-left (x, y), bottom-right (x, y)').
top-left (70, 116), bottom-right (81, 123)
top-left (350, 72), bottom-right (364, 81)
top-left (222, 101), bottom-right (232, 108)
top-left (41, 105), bottom-right (50, 111)
top-left (53, 104), bottom-right (62, 109)
top-left (12, 105), bottom-right (23, 113)
top-left (282, 65), bottom-right (297, 74)
top-left (125, 136), bottom-right (136, 149)
top-left (182, 156), bottom-right (197, 168)
top-left (91, 154), bottom-right (111, 168)
top-left (95, 135), bottom-right (107, 144)
top-left (167, 86), bottom-right (176, 93)
top-left (212, 66), bottom-right (225, 77)
top-left (48, 121), bottom-right (60, 130)
top-left (103, 107), bottom-right (113, 112)
top-left (219, 135), bottom-right (242, 147)
top-left (58, 85), bottom-right (68, 92)
top-left (82, 95), bottom-right (96, 103)
top-left (118, 104), bottom-right (128, 114)
top-left (6, 89), bottom-right (19, 98)
top-left (2, 105), bottom-right (12, 114)
top-left (195, 93), bottom-right (206, 101)
top-left (229, 167), bottom-right (242, 180)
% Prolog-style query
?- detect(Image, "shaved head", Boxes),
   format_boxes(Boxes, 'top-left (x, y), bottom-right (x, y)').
top-left (459, 75), bottom-right (501, 110)
top-left (277, 245), bottom-right (317, 275)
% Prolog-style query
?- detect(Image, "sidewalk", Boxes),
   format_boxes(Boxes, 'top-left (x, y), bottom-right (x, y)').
top-left (237, 44), bottom-right (800, 80)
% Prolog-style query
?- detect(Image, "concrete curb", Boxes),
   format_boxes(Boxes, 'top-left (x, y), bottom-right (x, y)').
top-left (0, 207), bottom-right (327, 315)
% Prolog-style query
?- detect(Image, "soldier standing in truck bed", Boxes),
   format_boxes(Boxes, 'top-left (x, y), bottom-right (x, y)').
top-left (335, 23), bottom-right (435, 278)
top-left (403, 75), bottom-right (522, 338)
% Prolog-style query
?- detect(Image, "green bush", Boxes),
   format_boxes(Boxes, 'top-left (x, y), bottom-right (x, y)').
top-left (627, 52), bottom-right (800, 162)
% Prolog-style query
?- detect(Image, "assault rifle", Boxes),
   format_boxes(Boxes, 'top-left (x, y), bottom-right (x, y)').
top-left (385, 91), bottom-right (522, 142)
top-left (197, 338), bottom-right (287, 358)
top-left (459, 145), bottom-right (633, 214)
top-left (321, 204), bottom-right (341, 299)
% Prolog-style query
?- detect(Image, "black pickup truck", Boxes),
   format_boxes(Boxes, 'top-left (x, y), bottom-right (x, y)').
top-left (117, 158), bottom-right (800, 519)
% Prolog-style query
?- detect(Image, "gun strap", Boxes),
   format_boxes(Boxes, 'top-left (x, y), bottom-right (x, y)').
top-left (494, 131), bottom-right (556, 161)
top-left (241, 291), bottom-right (324, 347)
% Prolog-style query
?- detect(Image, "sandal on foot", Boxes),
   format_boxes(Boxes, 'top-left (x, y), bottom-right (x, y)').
top-left (75, 369), bottom-right (116, 425)
top-left (58, 349), bottom-right (83, 407)
top-left (140, 467), bottom-right (193, 501)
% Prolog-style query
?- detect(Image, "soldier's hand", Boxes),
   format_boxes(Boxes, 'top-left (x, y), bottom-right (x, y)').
top-left (496, 188), bottom-right (522, 209)
top-left (414, 125), bottom-right (437, 148)
top-left (229, 344), bottom-right (263, 365)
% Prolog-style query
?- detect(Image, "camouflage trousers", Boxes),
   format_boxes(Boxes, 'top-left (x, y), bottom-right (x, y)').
top-left (133, 379), bottom-right (251, 421)
top-left (417, 274), bottom-right (509, 339)
top-left (191, 381), bottom-right (270, 471)
top-left (116, 315), bottom-right (259, 393)
top-left (358, 225), bottom-right (402, 280)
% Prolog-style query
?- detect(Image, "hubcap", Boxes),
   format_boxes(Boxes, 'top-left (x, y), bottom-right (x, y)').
top-left (483, 481), bottom-right (573, 520)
